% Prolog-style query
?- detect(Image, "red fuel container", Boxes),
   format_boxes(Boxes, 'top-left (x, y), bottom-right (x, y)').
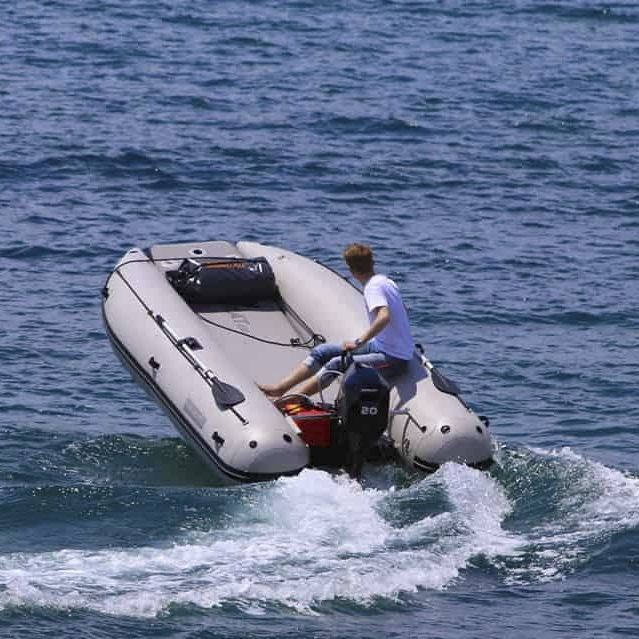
top-left (291, 408), bottom-right (333, 448)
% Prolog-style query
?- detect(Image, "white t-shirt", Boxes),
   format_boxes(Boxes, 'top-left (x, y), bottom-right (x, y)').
top-left (363, 274), bottom-right (414, 360)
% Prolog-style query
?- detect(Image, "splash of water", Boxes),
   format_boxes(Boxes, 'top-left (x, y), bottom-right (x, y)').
top-left (0, 466), bottom-right (520, 617)
top-left (3, 452), bottom-right (633, 618)
top-left (501, 446), bottom-right (639, 583)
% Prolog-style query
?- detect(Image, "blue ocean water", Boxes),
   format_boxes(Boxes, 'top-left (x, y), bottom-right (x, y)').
top-left (1, 1), bottom-right (638, 637)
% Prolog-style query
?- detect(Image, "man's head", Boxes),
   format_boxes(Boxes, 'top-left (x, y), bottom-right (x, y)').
top-left (343, 243), bottom-right (375, 279)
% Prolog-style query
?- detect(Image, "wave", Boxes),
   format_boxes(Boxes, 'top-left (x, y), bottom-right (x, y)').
top-left (0, 430), bottom-right (214, 490)
top-left (494, 446), bottom-right (639, 583)
top-left (0, 467), bottom-right (511, 617)
top-left (2, 446), bottom-right (636, 619)
top-left (514, 3), bottom-right (639, 23)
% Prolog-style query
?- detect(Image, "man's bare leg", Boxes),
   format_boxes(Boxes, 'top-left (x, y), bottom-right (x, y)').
top-left (258, 362), bottom-right (314, 398)
top-left (294, 375), bottom-right (322, 397)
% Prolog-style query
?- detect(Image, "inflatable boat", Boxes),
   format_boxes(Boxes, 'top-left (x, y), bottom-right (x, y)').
top-left (102, 240), bottom-right (494, 484)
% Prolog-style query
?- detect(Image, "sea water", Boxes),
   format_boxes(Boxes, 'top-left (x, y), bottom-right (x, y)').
top-left (1, 1), bottom-right (638, 637)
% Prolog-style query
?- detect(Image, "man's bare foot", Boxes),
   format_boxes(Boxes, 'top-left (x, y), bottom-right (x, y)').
top-left (258, 383), bottom-right (283, 398)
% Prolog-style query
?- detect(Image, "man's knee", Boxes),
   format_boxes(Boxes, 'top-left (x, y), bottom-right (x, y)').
top-left (324, 355), bottom-right (344, 372)
top-left (306, 343), bottom-right (342, 370)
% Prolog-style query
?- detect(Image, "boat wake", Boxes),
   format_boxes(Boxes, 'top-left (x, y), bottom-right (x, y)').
top-left (0, 448), bottom-right (637, 618)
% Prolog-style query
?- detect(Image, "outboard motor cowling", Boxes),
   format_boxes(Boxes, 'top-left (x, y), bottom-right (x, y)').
top-left (337, 361), bottom-right (390, 478)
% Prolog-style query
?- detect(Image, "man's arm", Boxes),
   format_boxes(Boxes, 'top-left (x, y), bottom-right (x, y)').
top-left (343, 306), bottom-right (390, 351)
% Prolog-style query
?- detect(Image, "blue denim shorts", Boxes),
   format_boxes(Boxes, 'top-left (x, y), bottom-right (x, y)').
top-left (303, 341), bottom-right (409, 384)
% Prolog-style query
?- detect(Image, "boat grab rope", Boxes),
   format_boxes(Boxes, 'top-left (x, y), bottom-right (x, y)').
top-left (198, 300), bottom-right (325, 350)
top-left (104, 262), bottom-right (250, 424)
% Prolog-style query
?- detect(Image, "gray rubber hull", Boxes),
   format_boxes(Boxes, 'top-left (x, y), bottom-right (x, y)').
top-left (102, 240), bottom-right (494, 484)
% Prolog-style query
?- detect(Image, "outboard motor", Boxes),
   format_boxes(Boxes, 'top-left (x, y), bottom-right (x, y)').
top-left (336, 360), bottom-right (390, 478)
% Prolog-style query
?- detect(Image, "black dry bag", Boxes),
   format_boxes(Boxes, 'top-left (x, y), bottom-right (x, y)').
top-left (167, 257), bottom-right (278, 304)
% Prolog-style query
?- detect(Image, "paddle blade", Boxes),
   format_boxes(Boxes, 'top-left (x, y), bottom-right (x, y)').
top-left (430, 367), bottom-right (461, 396)
top-left (211, 376), bottom-right (245, 409)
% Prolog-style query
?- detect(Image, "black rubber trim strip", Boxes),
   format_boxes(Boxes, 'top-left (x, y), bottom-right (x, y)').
top-left (469, 458), bottom-right (494, 471)
top-left (413, 455), bottom-right (494, 473)
top-left (413, 456), bottom-right (439, 473)
top-left (102, 306), bottom-right (304, 484)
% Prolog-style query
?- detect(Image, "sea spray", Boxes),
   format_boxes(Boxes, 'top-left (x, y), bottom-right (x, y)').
top-left (0, 466), bottom-right (525, 617)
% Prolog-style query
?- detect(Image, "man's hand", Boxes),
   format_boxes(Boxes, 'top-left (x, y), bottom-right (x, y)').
top-left (341, 306), bottom-right (390, 354)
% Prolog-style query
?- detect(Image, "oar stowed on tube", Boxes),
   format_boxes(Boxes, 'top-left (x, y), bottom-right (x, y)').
top-left (151, 312), bottom-right (247, 420)
top-left (416, 343), bottom-right (461, 396)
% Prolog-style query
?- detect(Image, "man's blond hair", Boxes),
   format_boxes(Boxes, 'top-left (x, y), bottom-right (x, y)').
top-left (343, 243), bottom-right (374, 274)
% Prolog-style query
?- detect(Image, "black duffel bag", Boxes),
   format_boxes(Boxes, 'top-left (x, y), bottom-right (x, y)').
top-left (167, 257), bottom-right (278, 304)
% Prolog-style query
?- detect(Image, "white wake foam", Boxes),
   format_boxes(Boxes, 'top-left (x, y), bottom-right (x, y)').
top-left (0, 466), bottom-right (524, 617)
top-left (505, 446), bottom-right (639, 583)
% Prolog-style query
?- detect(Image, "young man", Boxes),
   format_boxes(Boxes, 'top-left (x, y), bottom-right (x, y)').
top-left (259, 243), bottom-right (414, 398)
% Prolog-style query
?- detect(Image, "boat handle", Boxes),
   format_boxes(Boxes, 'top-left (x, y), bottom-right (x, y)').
top-left (391, 408), bottom-right (427, 433)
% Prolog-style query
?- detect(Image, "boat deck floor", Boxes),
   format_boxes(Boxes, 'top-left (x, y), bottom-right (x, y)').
top-left (195, 299), bottom-right (319, 390)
